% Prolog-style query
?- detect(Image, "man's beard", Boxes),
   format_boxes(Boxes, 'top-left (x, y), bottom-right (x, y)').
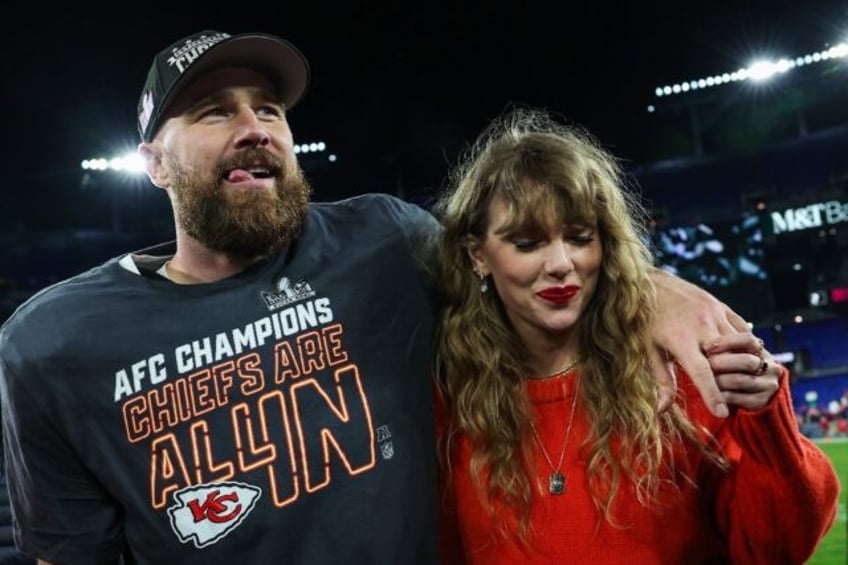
top-left (166, 148), bottom-right (312, 258)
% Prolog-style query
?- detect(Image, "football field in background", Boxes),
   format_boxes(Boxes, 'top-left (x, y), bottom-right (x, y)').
top-left (809, 438), bottom-right (847, 565)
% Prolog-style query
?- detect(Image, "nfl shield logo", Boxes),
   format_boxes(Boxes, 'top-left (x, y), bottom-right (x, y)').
top-left (380, 442), bottom-right (394, 459)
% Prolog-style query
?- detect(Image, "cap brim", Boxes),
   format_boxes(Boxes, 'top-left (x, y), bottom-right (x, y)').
top-left (162, 33), bottom-right (310, 117)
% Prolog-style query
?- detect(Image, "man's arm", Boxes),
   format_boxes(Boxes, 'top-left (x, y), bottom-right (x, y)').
top-left (649, 268), bottom-right (749, 418)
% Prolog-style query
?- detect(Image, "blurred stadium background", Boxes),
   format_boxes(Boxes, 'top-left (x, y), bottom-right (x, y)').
top-left (2, 16), bottom-right (847, 564)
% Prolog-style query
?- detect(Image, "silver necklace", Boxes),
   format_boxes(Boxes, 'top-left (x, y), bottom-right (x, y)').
top-left (527, 361), bottom-right (580, 495)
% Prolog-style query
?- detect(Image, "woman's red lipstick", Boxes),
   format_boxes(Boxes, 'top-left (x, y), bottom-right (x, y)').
top-left (537, 285), bottom-right (579, 304)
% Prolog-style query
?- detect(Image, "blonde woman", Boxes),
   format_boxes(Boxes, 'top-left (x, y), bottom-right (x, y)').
top-left (434, 108), bottom-right (839, 563)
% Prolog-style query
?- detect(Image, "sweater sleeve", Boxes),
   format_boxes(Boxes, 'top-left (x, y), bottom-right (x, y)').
top-left (703, 366), bottom-right (841, 564)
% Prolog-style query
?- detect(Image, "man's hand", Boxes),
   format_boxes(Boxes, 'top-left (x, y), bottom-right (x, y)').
top-left (649, 269), bottom-right (749, 418)
top-left (708, 332), bottom-right (781, 411)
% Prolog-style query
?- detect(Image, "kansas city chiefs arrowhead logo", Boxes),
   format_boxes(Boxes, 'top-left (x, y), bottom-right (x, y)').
top-left (168, 481), bottom-right (261, 548)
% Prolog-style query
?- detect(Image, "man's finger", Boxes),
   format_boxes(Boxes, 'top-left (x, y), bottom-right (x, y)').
top-left (673, 350), bottom-right (729, 418)
top-left (706, 332), bottom-right (761, 355)
top-left (724, 306), bottom-right (749, 333)
top-left (649, 347), bottom-right (676, 413)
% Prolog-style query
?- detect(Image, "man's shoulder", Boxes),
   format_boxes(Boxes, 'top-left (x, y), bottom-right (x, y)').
top-left (309, 193), bottom-right (439, 233)
top-left (312, 192), bottom-right (425, 214)
top-left (1, 259), bottom-right (120, 336)
top-left (302, 193), bottom-right (440, 271)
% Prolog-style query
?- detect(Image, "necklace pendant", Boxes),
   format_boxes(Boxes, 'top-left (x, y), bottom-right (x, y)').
top-left (548, 472), bottom-right (565, 495)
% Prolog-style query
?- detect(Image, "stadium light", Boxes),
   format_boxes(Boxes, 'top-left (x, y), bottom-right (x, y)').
top-left (82, 141), bottom-right (336, 175)
top-left (81, 153), bottom-right (146, 174)
top-left (652, 40), bottom-right (848, 101)
top-left (747, 58), bottom-right (793, 81)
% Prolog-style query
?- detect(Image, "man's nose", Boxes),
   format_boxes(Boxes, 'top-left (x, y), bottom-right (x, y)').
top-left (233, 108), bottom-right (271, 148)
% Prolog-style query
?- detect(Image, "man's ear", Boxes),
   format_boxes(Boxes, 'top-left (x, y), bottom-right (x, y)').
top-left (466, 236), bottom-right (489, 277)
top-left (137, 142), bottom-right (169, 189)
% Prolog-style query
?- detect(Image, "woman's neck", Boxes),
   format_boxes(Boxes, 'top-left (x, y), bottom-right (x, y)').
top-left (524, 338), bottom-right (580, 379)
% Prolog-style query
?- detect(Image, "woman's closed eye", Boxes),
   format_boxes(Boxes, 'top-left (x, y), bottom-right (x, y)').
top-left (510, 238), bottom-right (542, 251)
top-left (569, 232), bottom-right (595, 245)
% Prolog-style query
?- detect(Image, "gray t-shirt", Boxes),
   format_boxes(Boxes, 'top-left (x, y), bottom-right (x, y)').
top-left (0, 194), bottom-right (440, 564)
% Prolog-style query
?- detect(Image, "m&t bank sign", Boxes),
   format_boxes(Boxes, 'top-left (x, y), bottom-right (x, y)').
top-left (770, 200), bottom-right (848, 235)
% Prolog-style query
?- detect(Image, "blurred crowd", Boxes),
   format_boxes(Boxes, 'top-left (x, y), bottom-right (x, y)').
top-left (797, 389), bottom-right (848, 439)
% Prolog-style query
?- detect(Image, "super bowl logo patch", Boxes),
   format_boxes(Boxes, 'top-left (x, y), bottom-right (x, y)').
top-left (376, 425), bottom-right (394, 459)
top-left (380, 442), bottom-right (394, 459)
top-left (168, 482), bottom-right (261, 548)
top-left (261, 276), bottom-right (316, 311)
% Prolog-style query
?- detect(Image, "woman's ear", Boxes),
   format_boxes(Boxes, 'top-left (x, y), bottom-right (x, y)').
top-left (137, 142), bottom-right (169, 189)
top-left (466, 236), bottom-right (489, 277)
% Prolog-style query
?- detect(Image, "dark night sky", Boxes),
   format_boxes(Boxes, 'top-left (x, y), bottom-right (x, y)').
top-left (5, 1), bottom-right (848, 235)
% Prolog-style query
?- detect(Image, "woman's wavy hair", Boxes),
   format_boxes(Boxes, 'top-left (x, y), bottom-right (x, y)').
top-left (432, 107), bottom-right (723, 534)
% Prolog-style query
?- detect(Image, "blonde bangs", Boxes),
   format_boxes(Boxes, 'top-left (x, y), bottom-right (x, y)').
top-left (482, 132), bottom-right (603, 237)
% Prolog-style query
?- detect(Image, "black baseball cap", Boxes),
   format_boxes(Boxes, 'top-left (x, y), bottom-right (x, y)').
top-left (137, 30), bottom-right (310, 142)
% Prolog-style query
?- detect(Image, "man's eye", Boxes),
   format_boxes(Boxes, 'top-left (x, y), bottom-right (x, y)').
top-left (199, 107), bottom-right (228, 118)
top-left (258, 105), bottom-right (284, 118)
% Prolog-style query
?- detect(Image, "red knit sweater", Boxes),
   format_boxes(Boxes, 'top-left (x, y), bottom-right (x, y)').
top-left (439, 369), bottom-right (840, 564)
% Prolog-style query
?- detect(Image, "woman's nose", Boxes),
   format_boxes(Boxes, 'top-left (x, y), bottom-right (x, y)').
top-left (544, 241), bottom-right (574, 277)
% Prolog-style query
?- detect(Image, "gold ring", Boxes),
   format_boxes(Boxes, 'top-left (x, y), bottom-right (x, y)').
top-left (754, 358), bottom-right (768, 376)
top-left (755, 338), bottom-right (764, 356)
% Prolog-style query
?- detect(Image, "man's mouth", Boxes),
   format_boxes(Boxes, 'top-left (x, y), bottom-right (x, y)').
top-left (225, 166), bottom-right (276, 183)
